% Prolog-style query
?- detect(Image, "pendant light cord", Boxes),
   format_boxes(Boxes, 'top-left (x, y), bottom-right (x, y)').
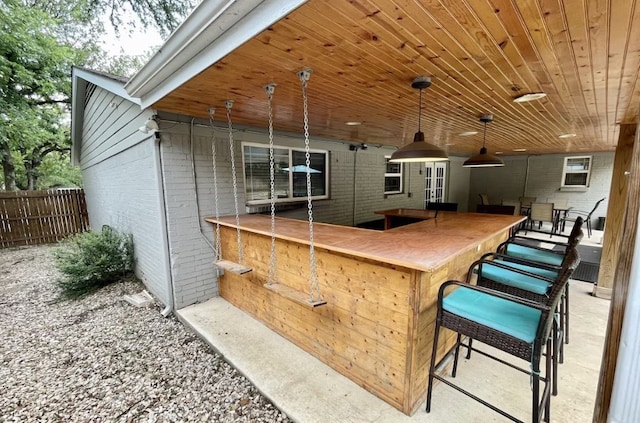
top-left (482, 120), bottom-right (487, 148)
top-left (418, 88), bottom-right (422, 132)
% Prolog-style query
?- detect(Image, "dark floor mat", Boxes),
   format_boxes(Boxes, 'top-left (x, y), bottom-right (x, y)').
top-left (553, 244), bottom-right (602, 283)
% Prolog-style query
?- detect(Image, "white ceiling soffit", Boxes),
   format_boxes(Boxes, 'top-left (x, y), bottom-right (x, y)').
top-left (125, 0), bottom-right (309, 109)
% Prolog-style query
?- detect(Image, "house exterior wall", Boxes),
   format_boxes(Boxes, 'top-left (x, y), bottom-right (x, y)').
top-left (149, 114), bottom-right (614, 310)
top-left (79, 91), bottom-right (615, 312)
top-left (467, 156), bottom-right (528, 211)
top-left (158, 123), bottom-right (222, 309)
top-left (158, 119), bottom-right (430, 308)
top-left (447, 156), bottom-right (471, 212)
top-left (79, 86), bottom-right (170, 305)
top-left (216, 129), bottom-right (427, 225)
top-left (523, 152), bottom-right (613, 217)
top-left (467, 153), bottom-right (614, 221)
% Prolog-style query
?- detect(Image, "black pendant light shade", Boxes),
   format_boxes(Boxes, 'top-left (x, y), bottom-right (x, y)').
top-left (390, 77), bottom-right (449, 163)
top-left (462, 114), bottom-right (504, 168)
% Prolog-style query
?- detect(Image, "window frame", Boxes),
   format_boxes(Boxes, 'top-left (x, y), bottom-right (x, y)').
top-left (384, 156), bottom-right (404, 195)
top-left (242, 141), bottom-right (330, 205)
top-left (561, 155), bottom-right (592, 189)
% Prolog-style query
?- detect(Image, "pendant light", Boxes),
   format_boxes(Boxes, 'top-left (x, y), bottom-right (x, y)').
top-left (389, 76), bottom-right (448, 163)
top-left (462, 114), bottom-right (504, 168)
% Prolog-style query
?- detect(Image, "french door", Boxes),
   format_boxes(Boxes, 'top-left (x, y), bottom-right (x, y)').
top-left (424, 162), bottom-right (448, 207)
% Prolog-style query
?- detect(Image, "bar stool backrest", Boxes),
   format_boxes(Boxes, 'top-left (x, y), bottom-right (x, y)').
top-left (501, 200), bottom-right (521, 215)
top-left (530, 202), bottom-right (554, 223)
top-left (518, 196), bottom-right (537, 207)
top-left (552, 198), bottom-right (569, 209)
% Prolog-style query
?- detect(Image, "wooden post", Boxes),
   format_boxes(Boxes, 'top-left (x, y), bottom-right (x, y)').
top-left (594, 124), bottom-right (636, 298)
top-left (593, 120), bottom-right (640, 422)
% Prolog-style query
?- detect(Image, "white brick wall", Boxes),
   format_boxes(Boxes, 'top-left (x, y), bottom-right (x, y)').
top-left (447, 156), bottom-right (471, 212)
top-left (79, 85), bottom-right (171, 306)
top-left (158, 121), bottom-right (434, 308)
top-left (159, 118), bottom-right (612, 308)
top-left (525, 153), bottom-right (613, 216)
top-left (159, 123), bottom-right (227, 309)
top-left (467, 152), bottom-right (614, 223)
top-left (234, 131), bottom-right (426, 225)
top-left (83, 102), bottom-right (614, 311)
top-left (82, 139), bottom-right (171, 305)
top-left (467, 156), bottom-right (529, 211)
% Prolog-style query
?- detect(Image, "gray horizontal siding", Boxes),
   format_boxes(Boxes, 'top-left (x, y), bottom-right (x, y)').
top-left (80, 86), bottom-right (151, 169)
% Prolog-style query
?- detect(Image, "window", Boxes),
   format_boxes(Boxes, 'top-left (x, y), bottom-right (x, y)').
top-left (561, 156), bottom-right (592, 188)
top-left (384, 156), bottom-right (403, 194)
top-left (242, 142), bottom-right (329, 205)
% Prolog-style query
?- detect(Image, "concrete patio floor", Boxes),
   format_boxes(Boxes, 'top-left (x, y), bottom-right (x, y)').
top-left (177, 278), bottom-right (609, 423)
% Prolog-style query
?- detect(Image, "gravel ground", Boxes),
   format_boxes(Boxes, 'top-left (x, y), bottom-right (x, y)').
top-left (0, 244), bottom-right (291, 422)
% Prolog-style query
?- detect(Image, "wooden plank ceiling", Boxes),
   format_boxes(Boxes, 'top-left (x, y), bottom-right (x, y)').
top-left (152, 0), bottom-right (640, 156)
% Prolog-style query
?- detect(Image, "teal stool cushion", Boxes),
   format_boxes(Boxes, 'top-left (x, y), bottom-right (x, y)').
top-left (493, 261), bottom-right (559, 280)
top-left (505, 244), bottom-right (564, 266)
top-left (476, 263), bottom-right (552, 295)
top-left (443, 287), bottom-right (542, 343)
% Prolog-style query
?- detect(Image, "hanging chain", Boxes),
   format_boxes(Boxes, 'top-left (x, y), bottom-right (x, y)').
top-left (298, 69), bottom-right (320, 302)
top-left (226, 100), bottom-right (245, 265)
top-left (209, 108), bottom-right (222, 262)
top-left (265, 84), bottom-right (278, 285)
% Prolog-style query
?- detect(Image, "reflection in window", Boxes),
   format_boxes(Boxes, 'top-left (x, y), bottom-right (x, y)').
top-left (292, 151), bottom-right (326, 198)
top-left (244, 145), bottom-right (289, 202)
top-left (384, 156), bottom-right (403, 194)
top-left (243, 143), bottom-right (329, 205)
top-left (561, 156), bottom-right (592, 188)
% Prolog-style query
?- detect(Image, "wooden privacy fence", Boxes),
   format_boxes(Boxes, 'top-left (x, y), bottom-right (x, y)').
top-left (0, 189), bottom-right (89, 248)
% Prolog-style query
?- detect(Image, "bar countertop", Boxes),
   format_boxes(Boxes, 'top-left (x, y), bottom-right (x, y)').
top-left (205, 211), bottom-right (525, 273)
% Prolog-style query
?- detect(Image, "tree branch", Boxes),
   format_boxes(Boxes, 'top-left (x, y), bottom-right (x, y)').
top-left (39, 146), bottom-right (70, 159)
top-left (31, 99), bottom-right (70, 106)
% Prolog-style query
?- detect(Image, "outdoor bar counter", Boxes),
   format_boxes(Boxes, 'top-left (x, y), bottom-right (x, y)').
top-left (205, 211), bottom-right (525, 415)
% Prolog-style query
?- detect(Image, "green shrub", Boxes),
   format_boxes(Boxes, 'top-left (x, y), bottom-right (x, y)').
top-left (53, 225), bottom-right (135, 298)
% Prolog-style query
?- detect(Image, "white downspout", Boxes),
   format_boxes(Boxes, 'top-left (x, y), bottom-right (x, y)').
top-left (153, 132), bottom-right (175, 317)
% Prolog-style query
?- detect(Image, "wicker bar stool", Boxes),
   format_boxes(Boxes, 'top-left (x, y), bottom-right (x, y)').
top-left (426, 250), bottom-right (579, 423)
top-left (497, 218), bottom-right (584, 346)
top-left (468, 248), bottom-right (581, 393)
top-left (509, 216), bottom-right (584, 244)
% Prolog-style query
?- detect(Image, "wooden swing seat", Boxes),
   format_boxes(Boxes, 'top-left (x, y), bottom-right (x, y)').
top-left (214, 259), bottom-right (252, 275)
top-left (264, 283), bottom-right (327, 308)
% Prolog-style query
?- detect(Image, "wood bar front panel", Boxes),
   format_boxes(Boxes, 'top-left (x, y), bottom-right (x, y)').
top-left (219, 228), bottom-right (413, 410)
top-left (406, 228), bottom-right (513, 414)
top-left (214, 219), bottom-right (514, 415)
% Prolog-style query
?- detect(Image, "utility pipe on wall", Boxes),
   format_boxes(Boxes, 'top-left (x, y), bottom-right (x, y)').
top-left (523, 155), bottom-right (533, 196)
top-left (153, 131), bottom-right (175, 317)
top-left (349, 143), bottom-right (368, 226)
top-left (352, 148), bottom-right (358, 227)
top-left (189, 118), bottom-right (217, 253)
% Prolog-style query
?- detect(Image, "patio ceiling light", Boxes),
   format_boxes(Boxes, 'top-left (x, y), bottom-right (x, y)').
top-left (513, 93), bottom-right (547, 103)
top-left (462, 115), bottom-right (504, 168)
top-left (389, 77), bottom-right (449, 163)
